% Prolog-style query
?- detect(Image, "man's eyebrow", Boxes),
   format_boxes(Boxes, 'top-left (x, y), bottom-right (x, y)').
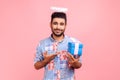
top-left (53, 21), bottom-right (58, 23)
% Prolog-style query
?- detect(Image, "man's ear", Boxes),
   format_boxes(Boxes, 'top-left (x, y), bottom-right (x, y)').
top-left (50, 22), bottom-right (52, 28)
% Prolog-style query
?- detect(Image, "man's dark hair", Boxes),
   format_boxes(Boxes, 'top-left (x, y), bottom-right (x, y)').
top-left (51, 12), bottom-right (67, 24)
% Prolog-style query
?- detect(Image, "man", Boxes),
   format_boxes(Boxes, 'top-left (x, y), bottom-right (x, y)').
top-left (34, 12), bottom-right (82, 80)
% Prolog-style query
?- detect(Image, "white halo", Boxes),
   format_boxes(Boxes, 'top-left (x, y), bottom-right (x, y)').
top-left (50, 6), bottom-right (68, 12)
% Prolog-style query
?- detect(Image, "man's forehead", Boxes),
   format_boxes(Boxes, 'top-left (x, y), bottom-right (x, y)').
top-left (52, 18), bottom-right (65, 22)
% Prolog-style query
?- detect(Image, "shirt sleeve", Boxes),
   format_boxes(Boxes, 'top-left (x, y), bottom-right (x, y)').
top-left (78, 56), bottom-right (82, 63)
top-left (34, 41), bottom-right (44, 64)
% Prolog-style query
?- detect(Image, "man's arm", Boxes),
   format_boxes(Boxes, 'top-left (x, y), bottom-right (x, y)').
top-left (34, 59), bottom-right (49, 70)
top-left (34, 51), bottom-right (57, 70)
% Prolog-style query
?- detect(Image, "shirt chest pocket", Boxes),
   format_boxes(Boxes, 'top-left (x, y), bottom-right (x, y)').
top-left (45, 45), bottom-right (56, 54)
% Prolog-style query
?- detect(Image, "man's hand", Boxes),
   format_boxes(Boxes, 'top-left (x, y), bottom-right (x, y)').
top-left (66, 52), bottom-right (82, 69)
top-left (43, 51), bottom-right (58, 63)
top-left (34, 51), bottom-right (58, 70)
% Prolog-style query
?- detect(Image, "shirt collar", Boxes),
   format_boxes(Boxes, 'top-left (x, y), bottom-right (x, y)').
top-left (49, 34), bottom-right (67, 43)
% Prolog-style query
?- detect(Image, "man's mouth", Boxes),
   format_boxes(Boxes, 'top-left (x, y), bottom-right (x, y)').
top-left (54, 29), bottom-right (62, 32)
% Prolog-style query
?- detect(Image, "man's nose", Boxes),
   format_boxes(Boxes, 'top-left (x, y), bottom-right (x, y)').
top-left (56, 24), bottom-right (61, 28)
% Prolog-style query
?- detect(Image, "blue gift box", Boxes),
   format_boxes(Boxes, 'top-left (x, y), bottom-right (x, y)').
top-left (68, 42), bottom-right (83, 56)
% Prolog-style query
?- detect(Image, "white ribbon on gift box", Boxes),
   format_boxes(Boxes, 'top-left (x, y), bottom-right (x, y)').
top-left (74, 42), bottom-right (79, 55)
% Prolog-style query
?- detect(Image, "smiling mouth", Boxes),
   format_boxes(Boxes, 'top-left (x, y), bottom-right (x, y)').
top-left (53, 29), bottom-right (64, 36)
top-left (55, 30), bottom-right (61, 31)
top-left (54, 29), bottom-right (62, 32)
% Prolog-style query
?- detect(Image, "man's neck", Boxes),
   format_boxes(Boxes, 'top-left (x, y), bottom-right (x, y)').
top-left (52, 34), bottom-right (64, 42)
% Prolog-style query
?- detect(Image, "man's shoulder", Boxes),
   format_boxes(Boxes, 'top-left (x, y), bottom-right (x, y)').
top-left (40, 37), bottom-right (50, 42)
top-left (38, 37), bottom-right (51, 45)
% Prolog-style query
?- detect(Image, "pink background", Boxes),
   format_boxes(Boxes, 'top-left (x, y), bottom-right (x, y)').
top-left (0, 0), bottom-right (120, 80)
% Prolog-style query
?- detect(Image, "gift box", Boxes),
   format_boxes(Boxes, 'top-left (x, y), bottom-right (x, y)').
top-left (68, 42), bottom-right (83, 57)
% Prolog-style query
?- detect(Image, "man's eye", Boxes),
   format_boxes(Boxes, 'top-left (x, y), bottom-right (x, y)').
top-left (53, 22), bottom-right (58, 25)
top-left (60, 23), bottom-right (65, 26)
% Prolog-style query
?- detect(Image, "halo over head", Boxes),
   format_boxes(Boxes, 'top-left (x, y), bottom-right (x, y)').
top-left (50, 6), bottom-right (68, 12)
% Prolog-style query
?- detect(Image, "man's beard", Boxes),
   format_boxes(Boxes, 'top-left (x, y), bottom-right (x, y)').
top-left (52, 29), bottom-right (65, 37)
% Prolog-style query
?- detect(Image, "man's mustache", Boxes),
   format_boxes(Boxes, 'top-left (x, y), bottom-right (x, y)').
top-left (54, 29), bottom-right (63, 31)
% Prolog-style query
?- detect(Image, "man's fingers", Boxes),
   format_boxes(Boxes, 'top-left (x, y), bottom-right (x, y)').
top-left (68, 53), bottom-right (74, 60)
top-left (53, 53), bottom-right (58, 58)
top-left (76, 57), bottom-right (80, 61)
top-left (67, 52), bottom-right (74, 61)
